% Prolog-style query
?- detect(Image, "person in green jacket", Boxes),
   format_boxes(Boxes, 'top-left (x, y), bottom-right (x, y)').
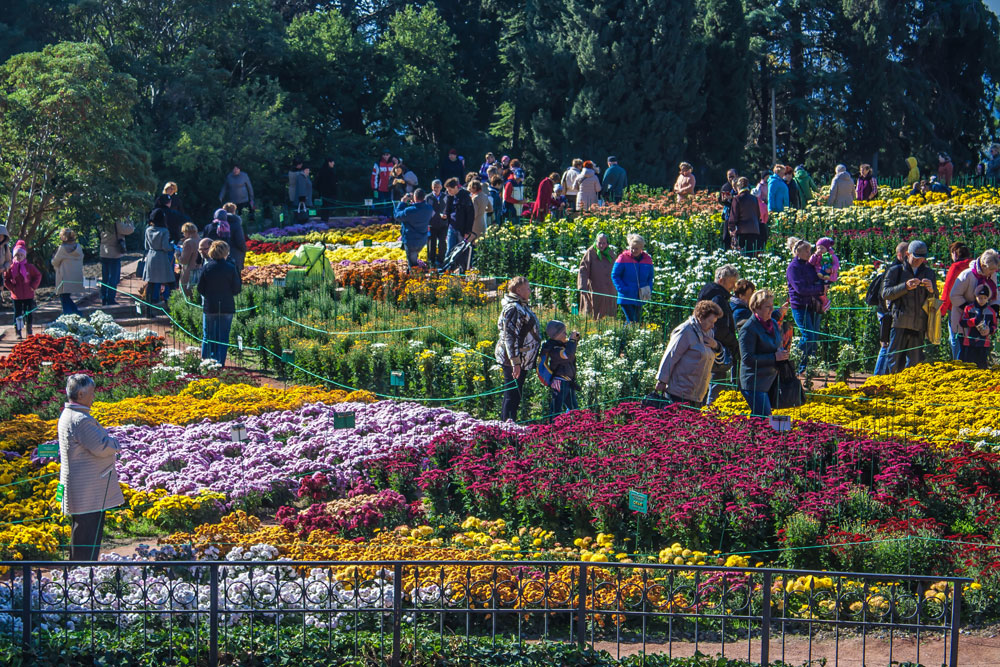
top-left (793, 165), bottom-right (818, 205)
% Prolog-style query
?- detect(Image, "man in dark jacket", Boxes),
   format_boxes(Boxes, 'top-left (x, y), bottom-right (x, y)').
top-left (873, 241), bottom-right (909, 375)
top-left (880, 239), bottom-right (938, 373)
top-left (440, 149), bottom-right (466, 183)
top-left (698, 265), bottom-right (739, 404)
top-left (444, 177), bottom-right (474, 256)
top-left (425, 179), bottom-right (449, 269)
top-left (728, 177), bottom-right (761, 253)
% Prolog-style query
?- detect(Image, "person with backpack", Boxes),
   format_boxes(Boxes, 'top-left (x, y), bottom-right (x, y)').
top-left (537, 320), bottom-right (580, 417)
top-left (868, 241), bottom-right (909, 375)
top-left (880, 240), bottom-right (939, 373)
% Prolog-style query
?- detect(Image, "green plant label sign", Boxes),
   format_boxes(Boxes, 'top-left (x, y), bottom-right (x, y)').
top-left (334, 411), bottom-right (356, 429)
top-left (308, 209), bottom-right (317, 216)
top-left (364, 199), bottom-right (373, 207)
top-left (37, 443), bottom-right (58, 457)
top-left (314, 199), bottom-right (322, 207)
top-left (571, 305), bottom-right (579, 315)
top-left (279, 212), bottom-right (285, 223)
top-left (281, 349), bottom-right (295, 364)
top-left (390, 371), bottom-right (405, 387)
top-left (55, 483), bottom-right (64, 503)
top-left (237, 335), bottom-right (244, 351)
top-left (363, 239), bottom-right (373, 247)
top-left (628, 490), bottom-right (649, 514)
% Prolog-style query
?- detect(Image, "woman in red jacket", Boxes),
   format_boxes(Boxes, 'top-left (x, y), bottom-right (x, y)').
top-left (940, 241), bottom-right (973, 359)
top-left (530, 172), bottom-right (557, 222)
top-left (4, 241), bottom-right (42, 338)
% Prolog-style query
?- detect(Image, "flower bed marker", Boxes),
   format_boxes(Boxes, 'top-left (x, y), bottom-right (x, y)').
top-left (333, 411), bottom-right (355, 429)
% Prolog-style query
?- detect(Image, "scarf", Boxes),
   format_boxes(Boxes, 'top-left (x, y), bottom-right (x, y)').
top-left (12, 257), bottom-right (29, 282)
top-left (215, 218), bottom-right (231, 236)
top-left (755, 312), bottom-right (775, 335)
top-left (594, 235), bottom-right (614, 263)
top-left (971, 260), bottom-right (998, 301)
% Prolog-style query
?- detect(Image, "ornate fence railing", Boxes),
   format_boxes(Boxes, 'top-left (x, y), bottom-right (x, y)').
top-left (0, 559), bottom-right (968, 666)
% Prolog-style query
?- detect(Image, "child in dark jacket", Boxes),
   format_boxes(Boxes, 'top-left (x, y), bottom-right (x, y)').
top-left (537, 320), bottom-right (580, 417)
top-left (959, 284), bottom-right (997, 368)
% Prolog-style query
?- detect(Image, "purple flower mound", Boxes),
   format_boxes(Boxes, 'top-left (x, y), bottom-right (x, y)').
top-left (261, 216), bottom-right (389, 238)
top-left (110, 401), bottom-right (520, 499)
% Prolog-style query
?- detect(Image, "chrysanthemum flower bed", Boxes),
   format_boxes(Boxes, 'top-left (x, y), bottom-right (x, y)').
top-left (711, 362), bottom-right (1000, 447)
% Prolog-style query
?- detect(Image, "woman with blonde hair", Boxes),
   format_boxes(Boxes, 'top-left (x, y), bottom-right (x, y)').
top-left (52, 228), bottom-right (84, 315)
top-left (673, 162), bottom-right (696, 201)
top-left (654, 300), bottom-right (722, 406)
top-left (162, 181), bottom-right (186, 218)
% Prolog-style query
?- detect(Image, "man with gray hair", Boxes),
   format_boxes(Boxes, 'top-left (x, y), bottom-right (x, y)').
top-left (58, 374), bottom-right (125, 560)
top-left (698, 265), bottom-right (740, 403)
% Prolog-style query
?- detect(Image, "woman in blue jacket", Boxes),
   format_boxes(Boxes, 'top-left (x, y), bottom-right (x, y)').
top-left (610, 234), bottom-right (654, 323)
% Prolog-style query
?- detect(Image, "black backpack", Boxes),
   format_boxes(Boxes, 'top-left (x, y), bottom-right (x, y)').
top-left (864, 269), bottom-right (886, 307)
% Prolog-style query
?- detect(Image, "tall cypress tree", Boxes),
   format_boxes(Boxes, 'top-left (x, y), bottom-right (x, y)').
top-left (518, 0), bottom-right (707, 186)
top-left (687, 0), bottom-right (751, 181)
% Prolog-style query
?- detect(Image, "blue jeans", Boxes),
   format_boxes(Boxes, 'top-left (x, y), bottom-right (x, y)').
top-left (874, 345), bottom-right (891, 376)
top-left (791, 308), bottom-right (819, 372)
top-left (620, 303), bottom-right (642, 323)
top-left (741, 389), bottom-right (773, 417)
top-left (146, 282), bottom-right (172, 305)
top-left (446, 227), bottom-right (462, 256)
top-left (948, 321), bottom-right (962, 360)
top-left (59, 293), bottom-right (81, 316)
top-left (100, 258), bottom-right (121, 305)
top-left (202, 313), bottom-right (235, 367)
top-left (549, 382), bottom-right (578, 418)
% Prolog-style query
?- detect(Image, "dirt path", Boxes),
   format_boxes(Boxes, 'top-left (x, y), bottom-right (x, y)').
top-left (591, 632), bottom-right (1000, 665)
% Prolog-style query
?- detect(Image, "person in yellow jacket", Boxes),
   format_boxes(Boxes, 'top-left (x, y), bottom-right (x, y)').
top-left (905, 157), bottom-right (920, 186)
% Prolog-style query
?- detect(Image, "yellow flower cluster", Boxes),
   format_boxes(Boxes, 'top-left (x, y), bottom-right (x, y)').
top-left (397, 272), bottom-right (488, 306)
top-left (711, 362), bottom-right (999, 446)
top-left (245, 246), bottom-right (409, 267)
top-left (829, 264), bottom-right (874, 301)
top-left (297, 225), bottom-right (400, 245)
top-left (0, 457), bottom-right (67, 563)
top-left (111, 486), bottom-right (226, 527)
top-left (657, 542), bottom-right (710, 566)
top-left (857, 186), bottom-right (1000, 210)
top-left (90, 379), bottom-right (374, 427)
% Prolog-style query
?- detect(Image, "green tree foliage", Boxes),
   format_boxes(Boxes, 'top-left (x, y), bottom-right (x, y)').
top-left (0, 41), bottom-right (153, 243)
top-left (517, 0), bottom-right (708, 186)
top-left (0, 0), bottom-right (998, 222)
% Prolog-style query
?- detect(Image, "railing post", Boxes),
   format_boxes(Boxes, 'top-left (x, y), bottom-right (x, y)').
top-left (576, 563), bottom-right (588, 649)
top-left (209, 564), bottom-right (219, 667)
top-left (391, 562), bottom-right (403, 667)
top-left (20, 565), bottom-right (31, 658)
top-left (761, 571), bottom-right (771, 667)
top-left (949, 583), bottom-right (962, 667)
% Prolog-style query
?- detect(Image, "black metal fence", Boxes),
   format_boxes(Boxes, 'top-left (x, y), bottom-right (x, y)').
top-left (0, 559), bottom-right (968, 665)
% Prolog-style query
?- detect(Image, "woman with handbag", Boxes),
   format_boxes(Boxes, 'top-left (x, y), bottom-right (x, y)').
top-left (738, 289), bottom-right (789, 417)
top-left (652, 300), bottom-right (723, 406)
top-left (98, 218), bottom-right (135, 306)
